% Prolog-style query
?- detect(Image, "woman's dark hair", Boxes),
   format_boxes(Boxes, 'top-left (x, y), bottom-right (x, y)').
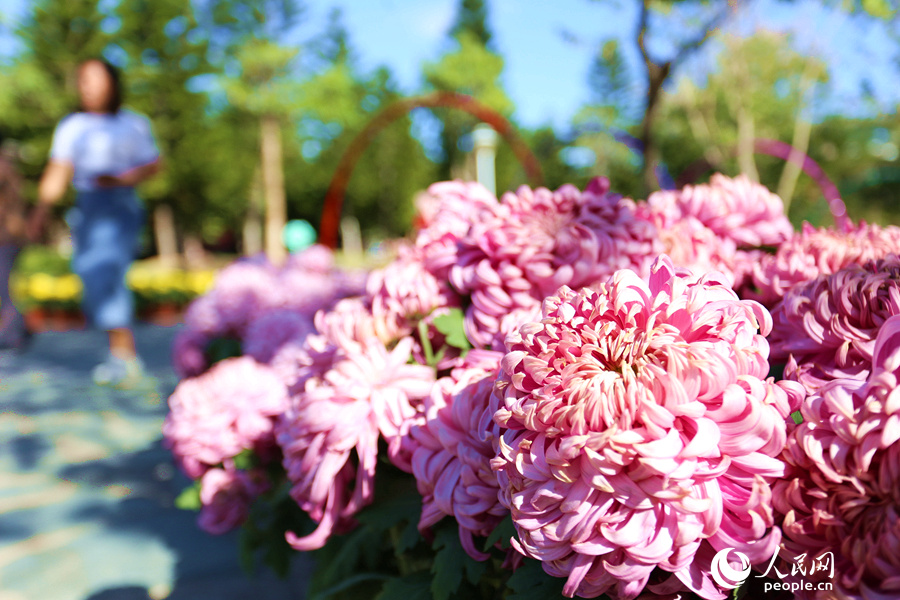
top-left (78, 58), bottom-right (123, 114)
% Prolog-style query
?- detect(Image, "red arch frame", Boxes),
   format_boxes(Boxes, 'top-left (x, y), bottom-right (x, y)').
top-left (318, 91), bottom-right (543, 248)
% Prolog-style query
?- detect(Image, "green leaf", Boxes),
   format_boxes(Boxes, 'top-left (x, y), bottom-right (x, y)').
top-left (232, 448), bottom-right (256, 471)
top-left (791, 411), bottom-right (804, 425)
top-left (207, 337), bottom-right (243, 366)
top-left (375, 573), bottom-right (433, 600)
top-left (506, 558), bottom-right (567, 600)
top-left (431, 527), bottom-right (466, 600)
top-left (483, 514), bottom-right (516, 551)
top-left (432, 308), bottom-right (472, 352)
top-left (397, 516), bottom-right (422, 553)
top-left (238, 525), bottom-right (259, 576)
top-left (310, 572), bottom-right (392, 600)
top-left (174, 481), bottom-right (202, 511)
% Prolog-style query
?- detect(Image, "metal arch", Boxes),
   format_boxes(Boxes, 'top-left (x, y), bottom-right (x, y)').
top-left (318, 91), bottom-right (543, 249)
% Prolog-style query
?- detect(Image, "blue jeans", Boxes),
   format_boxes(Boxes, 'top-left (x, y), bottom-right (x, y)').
top-left (70, 188), bottom-right (145, 330)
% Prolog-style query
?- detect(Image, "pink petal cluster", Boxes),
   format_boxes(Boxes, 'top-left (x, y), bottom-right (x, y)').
top-left (277, 318), bottom-right (435, 550)
top-left (665, 174), bottom-right (793, 247)
top-left (409, 350), bottom-right (506, 560)
top-left (172, 327), bottom-right (212, 378)
top-left (774, 315), bottom-right (900, 599)
top-left (243, 309), bottom-right (316, 364)
top-left (198, 467), bottom-right (265, 535)
top-left (491, 256), bottom-right (803, 600)
top-left (769, 255), bottom-right (900, 392)
top-left (414, 180), bottom-right (500, 279)
top-left (173, 245), bottom-right (362, 377)
top-left (451, 177), bottom-right (660, 348)
top-left (739, 221), bottom-right (900, 307)
top-left (639, 174), bottom-right (792, 285)
top-left (367, 244), bottom-right (462, 336)
top-left (163, 356), bottom-right (289, 478)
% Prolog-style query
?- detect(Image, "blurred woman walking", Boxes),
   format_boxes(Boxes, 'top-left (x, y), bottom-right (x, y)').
top-left (30, 58), bottom-right (161, 385)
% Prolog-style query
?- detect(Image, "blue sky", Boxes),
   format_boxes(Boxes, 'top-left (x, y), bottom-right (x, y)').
top-left (1, 0), bottom-right (897, 131)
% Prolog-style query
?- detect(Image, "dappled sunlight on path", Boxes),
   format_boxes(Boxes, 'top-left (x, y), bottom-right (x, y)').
top-left (0, 326), bottom-right (310, 600)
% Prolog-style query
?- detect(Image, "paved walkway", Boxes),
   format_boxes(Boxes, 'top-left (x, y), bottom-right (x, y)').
top-left (0, 325), bottom-right (310, 600)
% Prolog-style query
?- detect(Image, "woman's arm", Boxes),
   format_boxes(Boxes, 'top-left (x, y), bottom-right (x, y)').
top-left (96, 157), bottom-right (162, 188)
top-left (27, 159), bottom-right (74, 240)
top-left (38, 159), bottom-right (74, 205)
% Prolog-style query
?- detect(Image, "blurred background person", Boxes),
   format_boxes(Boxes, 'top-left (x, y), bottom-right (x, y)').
top-left (0, 130), bottom-right (28, 350)
top-left (29, 58), bottom-right (161, 385)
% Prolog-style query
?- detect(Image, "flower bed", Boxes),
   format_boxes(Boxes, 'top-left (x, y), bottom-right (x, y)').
top-left (10, 252), bottom-right (217, 330)
top-left (166, 175), bottom-right (900, 600)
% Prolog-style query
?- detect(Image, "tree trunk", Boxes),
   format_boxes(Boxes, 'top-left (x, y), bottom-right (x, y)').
top-left (260, 114), bottom-right (286, 265)
top-left (736, 105), bottom-right (759, 182)
top-left (639, 63), bottom-right (669, 196)
top-left (243, 168), bottom-right (264, 256)
top-left (153, 204), bottom-right (178, 269)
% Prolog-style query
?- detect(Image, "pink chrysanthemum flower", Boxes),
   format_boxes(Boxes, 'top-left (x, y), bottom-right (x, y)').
top-left (639, 174), bottom-right (792, 285)
top-left (285, 244), bottom-right (336, 273)
top-left (491, 256), bottom-right (803, 600)
top-left (164, 356), bottom-right (289, 479)
top-left (739, 221), bottom-right (900, 307)
top-left (367, 244), bottom-right (462, 335)
top-left (769, 255), bottom-right (900, 392)
top-left (663, 174), bottom-right (793, 247)
top-left (409, 350), bottom-right (506, 560)
top-left (204, 260), bottom-right (280, 336)
top-left (197, 467), bottom-right (264, 535)
top-left (774, 315), bottom-right (900, 599)
top-left (172, 328), bottom-right (211, 378)
top-left (243, 309), bottom-right (315, 364)
top-left (451, 178), bottom-right (660, 348)
top-left (414, 180), bottom-right (500, 279)
top-left (636, 205), bottom-right (740, 284)
top-left (183, 293), bottom-right (223, 336)
top-left (278, 336), bottom-right (435, 550)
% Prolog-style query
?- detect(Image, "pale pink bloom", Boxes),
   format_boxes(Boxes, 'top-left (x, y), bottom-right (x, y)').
top-left (278, 336), bottom-right (435, 550)
top-left (243, 309), bottom-right (315, 364)
top-left (367, 244), bottom-right (462, 336)
top-left (164, 356), bottom-right (289, 479)
top-left (491, 256), bottom-right (803, 600)
top-left (414, 180), bottom-right (500, 279)
top-left (409, 350), bottom-right (506, 560)
top-left (275, 268), bottom-right (348, 316)
top-left (204, 260), bottom-right (280, 336)
top-left (285, 244), bottom-right (335, 273)
top-left (769, 256), bottom-right (900, 392)
top-left (639, 175), bottom-right (793, 286)
top-left (636, 206), bottom-right (739, 285)
top-left (671, 174), bottom-right (793, 247)
top-left (774, 315), bottom-right (900, 599)
top-left (183, 293), bottom-right (223, 335)
top-left (269, 298), bottom-right (401, 396)
top-left (197, 467), bottom-right (262, 535)
top-left (739, 221), bottom-right (900, 307)
top-left (172, 328), bottom-right (211, 378)
top-left (451, 178), bottom-right (660, 348)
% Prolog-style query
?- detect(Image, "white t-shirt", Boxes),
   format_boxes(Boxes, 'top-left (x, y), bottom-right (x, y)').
top-left (50, 109), bottom-right (160, 192)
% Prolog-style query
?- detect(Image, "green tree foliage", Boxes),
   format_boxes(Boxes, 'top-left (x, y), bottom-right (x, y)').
top-left (450, 0), bottom-right (493, 47)
top-left (423, 0), bottom-right (518, 189)
top-left (111, 0), bottom-right (224, 239)
top-left (289, 17), bottom-right (437, 241)
top-left (655, 32), bottom-right (835, 223)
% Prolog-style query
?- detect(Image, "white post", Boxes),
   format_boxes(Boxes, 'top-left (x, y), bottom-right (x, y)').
top-left (472, 123), bottom-right (499, 195)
